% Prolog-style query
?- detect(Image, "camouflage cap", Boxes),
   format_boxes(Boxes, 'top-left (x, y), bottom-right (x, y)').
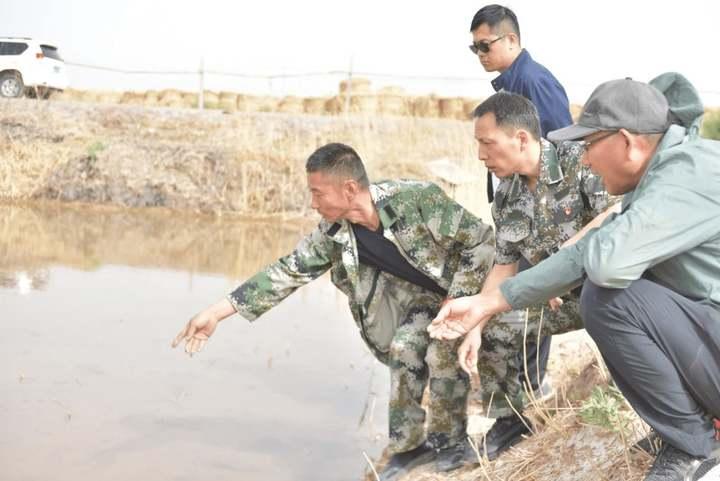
top-left (548, 77), bottom-right (671, 142)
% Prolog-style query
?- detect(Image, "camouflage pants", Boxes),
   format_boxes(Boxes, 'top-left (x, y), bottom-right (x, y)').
top-left (477, 294), bottom-right (585, 418)
top-left (384, 295), bottom-right (470, 453)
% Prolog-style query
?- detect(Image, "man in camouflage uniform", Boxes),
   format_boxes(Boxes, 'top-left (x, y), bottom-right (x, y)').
top-left (172, 142), bottom-right (495, 478)
top-left (454, 92), bottom-right (619, 462)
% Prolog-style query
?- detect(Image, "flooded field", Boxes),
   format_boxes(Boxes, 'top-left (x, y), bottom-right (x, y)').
top-left (0, 202), bottom-right (390, 481)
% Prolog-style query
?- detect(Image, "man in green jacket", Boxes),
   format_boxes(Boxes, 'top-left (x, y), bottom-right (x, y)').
top-left (173, 143), bottom-right (495, 478)
top-left (429, 73), bottom-right (720, 481)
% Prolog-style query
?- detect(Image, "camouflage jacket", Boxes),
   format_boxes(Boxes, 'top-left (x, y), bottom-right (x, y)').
top-left (492, 139), bottom-right (617, 266)
top-left (228, 180), bottom-right (495, 355)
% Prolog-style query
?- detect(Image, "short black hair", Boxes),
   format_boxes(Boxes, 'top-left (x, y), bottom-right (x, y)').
top-left (305, 143), bottom-right (370, 188)
top-left (470, 4), bottom-right (521, 42)
top-left (473, 92), bottom-right (540, 140)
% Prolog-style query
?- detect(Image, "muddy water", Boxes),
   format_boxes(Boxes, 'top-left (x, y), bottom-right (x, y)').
top-left (0, 203), bottom-right (390, 481)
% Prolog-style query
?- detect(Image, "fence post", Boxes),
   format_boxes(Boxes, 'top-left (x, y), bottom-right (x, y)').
top-left (198, 57), bottom-right (205, 110)
top-left (344, 55), bottom-right (353, 115)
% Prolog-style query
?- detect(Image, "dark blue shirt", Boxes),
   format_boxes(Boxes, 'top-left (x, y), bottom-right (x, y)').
top-left (491, 49), bottom-right (572, 137)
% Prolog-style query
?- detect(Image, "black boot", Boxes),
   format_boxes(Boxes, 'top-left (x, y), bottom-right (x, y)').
top-left (435, 442), bottom-right (467, 472)
top-left (378, 442), bottom-right (436, 481)
top-left (470, 414), bottom-right (531, 462)
top-left (643, 442), bottom-right (719, 481)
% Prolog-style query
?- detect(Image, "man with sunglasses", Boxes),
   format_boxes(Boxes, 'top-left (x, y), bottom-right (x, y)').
top-left (429, 73), bottom-right (720, 481)
top-left (469, 4), bottom-right (573, 200)
top-left (468, 3), bottom-right (574, 447)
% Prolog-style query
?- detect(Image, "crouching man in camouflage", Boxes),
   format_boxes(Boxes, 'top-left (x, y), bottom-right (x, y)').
top-left (172, 143), bottom-right (495, 478)
top-left (453, 92), bottom-right (619, 463)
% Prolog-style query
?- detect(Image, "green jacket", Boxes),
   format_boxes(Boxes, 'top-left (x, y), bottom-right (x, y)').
top-left (501, 72), bottom-right (720, 312)
top-left (229, 180), bottom-right (495, 356)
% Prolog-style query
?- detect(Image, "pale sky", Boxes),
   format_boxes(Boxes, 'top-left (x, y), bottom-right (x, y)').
top-left (4, 0), bottom-right (720, 105)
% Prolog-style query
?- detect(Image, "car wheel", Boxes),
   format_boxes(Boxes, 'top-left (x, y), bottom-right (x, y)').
top-left (0, 72), bottom-right (25, 98)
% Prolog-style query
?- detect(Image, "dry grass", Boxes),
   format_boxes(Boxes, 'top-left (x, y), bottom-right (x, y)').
top-left (1, 98), bottom-right (488, 218)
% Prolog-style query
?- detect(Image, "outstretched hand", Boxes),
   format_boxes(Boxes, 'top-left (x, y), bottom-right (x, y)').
top-left (171, 298), bottom-right (235, 357)
top-left (172, 311), bottom-right (219, 356)
top-left (427, 289), bottom-right (511, 340)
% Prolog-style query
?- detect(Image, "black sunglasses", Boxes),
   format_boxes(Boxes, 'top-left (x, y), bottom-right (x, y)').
top-left (468, 35), bottom-right (506, 55)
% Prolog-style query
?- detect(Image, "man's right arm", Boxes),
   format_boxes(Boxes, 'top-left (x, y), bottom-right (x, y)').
top-left (500, 234), bottom-right (589, 310)
top-left (172, 226), bottom-right (334, 356)
top-left (227, 226), bottom-right (334, 321)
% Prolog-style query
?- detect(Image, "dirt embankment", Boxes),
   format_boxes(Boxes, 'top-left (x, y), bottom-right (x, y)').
top-left (1, 98), bottom-right (484, 216)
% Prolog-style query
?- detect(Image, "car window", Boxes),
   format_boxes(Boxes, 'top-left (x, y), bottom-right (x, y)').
top-left (0, 42), bottom-right (29, 55)
top-left (40, 45), bottom-right (63, 61)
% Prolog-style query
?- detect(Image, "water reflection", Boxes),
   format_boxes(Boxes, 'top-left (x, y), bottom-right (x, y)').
top-left (0, 202), bottom-right (390, 481)
top-left (0, 202), bottom-right (310, 279)
top-left (0, 269), bottom-right (50, 293)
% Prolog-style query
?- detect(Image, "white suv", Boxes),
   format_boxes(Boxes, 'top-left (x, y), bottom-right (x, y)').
top-left (0, 37), bottom-right (68, 98)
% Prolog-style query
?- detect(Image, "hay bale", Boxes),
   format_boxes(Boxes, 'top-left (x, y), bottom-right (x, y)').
top-left (339, 77), bottom-right (371, 95)
top-left (120, 91), bottom-right (146, 105)
top-left (377, 94), bottom-right (410, 116)
top-left (255, 96), bottom-right (278, 112)
top-left (238, 94), bottom-right (277, 113)
top-left (96, 91), bottom-right (122, 104)
top-left (242, 95), bottom-right (272, 112)
top-left (240, 95), bottom-right (260, 112)
top-left (438, 97), bottom-right (466, 119)
top-left (303, 97), bottom-right (327, 115)
top-left (159, 89), bottom-right (183, 106)
top-left (463, 98), bottom-right (483, 119)
top-left (325, 96), bottom-right (343, 115)
top-left (278, 96), bottom-right (304, 114)
top-left (218, 91), bottom-right (238, 112)
top-left (412, 96), bottom-right (440, 118)
top-left (377, 85), bottom-right (405, 96)
top-left (144, 90), bottom-right (160, 106)
top-left (202, 91), bottom-right (219, 109)
top-left (182, 92), bottom-right (199, 108)
top-left (350, 94), bottom-right (377, 114)
top-left (235, 94), bottom-right (249, 112)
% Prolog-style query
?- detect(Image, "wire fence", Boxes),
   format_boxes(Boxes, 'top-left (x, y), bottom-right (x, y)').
top-left (63, 60), bottom-right (720, 109)
top-left (64, 59), bottom-right (497, 110)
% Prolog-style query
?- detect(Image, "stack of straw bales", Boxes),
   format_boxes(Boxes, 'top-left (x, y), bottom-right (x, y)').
top-left (49, 82), bottom-right (485, 120)
top-left (303, 97), bottom-right (327, 115)
top-left (277, 96), bottom-right (304, 114)
top-left (438, 97), bottom-right (466, 120)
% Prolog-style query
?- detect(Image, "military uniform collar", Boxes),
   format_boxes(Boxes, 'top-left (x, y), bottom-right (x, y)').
top-left (370, 183), bottom-right (401, 228)
top-left (538, 138), bottom-right (564, 185)
top-left (495, 139), bottom-right (563, 210)
top-left (321, 183), bottom-right (400, 241)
